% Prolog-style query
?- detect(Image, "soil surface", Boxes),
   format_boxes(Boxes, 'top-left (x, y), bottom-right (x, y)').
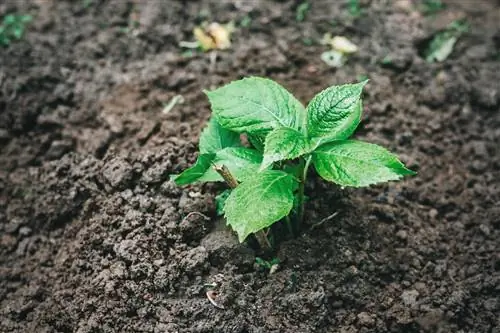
top-left (1, 1), bottom-right (499, 332)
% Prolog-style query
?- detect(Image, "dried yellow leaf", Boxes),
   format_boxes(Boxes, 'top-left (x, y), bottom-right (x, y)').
top-left (193, 22), bottom-right (232, 51)
top-left (331, 36), bottom-right (358, 54)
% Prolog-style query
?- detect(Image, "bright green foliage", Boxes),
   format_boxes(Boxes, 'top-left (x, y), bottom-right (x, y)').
top-left (312, 140), bottom-right (415, 187)
top-left (261, 128), bottom-right (310, 170)
top-left (205, 148), bottom-right (262, 181)
top-left (175, 77), bottom-right (415, 243)
top-left (223, 170), bottom-right (297, 242)
top-left (199, 117), bottom-right (241, 154)
top-left (215, 189), bottom-right (231, 216)
top-left (247, 131), bottom-right (266, 152)
top-left (173, 147), bottom-right (262, 184)
top-left (255, 257), bottom-right (280, 270)
top-left (348, 0), bottom-right (362, 17)
top-left (306, 81), bottom-right (366, 146)
top-left (205, 77), bottom-right (305, 134)
top-left (0, 14), bottom-right (32, 47)
top-left (173, 153), bottom-right (215, 185)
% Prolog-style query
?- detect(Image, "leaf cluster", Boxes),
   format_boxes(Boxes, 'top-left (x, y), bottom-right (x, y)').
top-left (174, 77), bottom-right (414, 242)
top-left (0, 14), bottom-right (32, 47)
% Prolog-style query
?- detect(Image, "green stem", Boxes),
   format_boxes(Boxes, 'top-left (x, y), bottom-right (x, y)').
top-left (285, 215), bottom-right (294, 237)
top-left (297, 156), bottom-right (312, 230)
top-left (213, 163), bottom-right (271, 250)
top-left (255, 229), bottom-right (272, 250)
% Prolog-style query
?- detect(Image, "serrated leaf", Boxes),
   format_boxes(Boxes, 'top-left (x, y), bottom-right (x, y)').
top-left (199, 117), bottom-right (241, 154)
top-left (224, 170), bottom-right (298, 242)
top-left (312, 140), bottom-right (415, 187)
top-left (200, 147), bottom-right (263, 182)
top-left (261, 128), bottom-right (310, 170)
top-left (306, 81), bottom-right (367, 145)
top-left (173, 153), bottom-right (216, 185)
top-left (173, 147), bottom-right (262, 185)
top-left (205, 77), bottom-right (305, 134)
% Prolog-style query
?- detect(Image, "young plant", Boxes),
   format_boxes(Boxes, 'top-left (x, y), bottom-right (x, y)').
top-left (173, 77), bottom-right (415, 246)
top-left (0, 14), bottom-right (32, 47)
top-left (296, 2), bottom-right (310, 22)
top-left (348, 0), bottom-right (362, 17)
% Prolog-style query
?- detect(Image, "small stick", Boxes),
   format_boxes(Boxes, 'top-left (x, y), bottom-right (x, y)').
top-left (213, 164), bottom-right (271, 250)
top-left (213, 164), bottom-right (238, 189)
top-left (254, 230), bottom-right (272, 249)
top-left (181, 211), bottom-right (210, 223)
top-left (310, 211), bottom-right (339, 230)
top-left (206, 290), bottom-right (225, 309)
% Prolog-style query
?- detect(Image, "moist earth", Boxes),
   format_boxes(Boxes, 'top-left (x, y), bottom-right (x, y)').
top-left (1, 1), bottom-right (499, 332)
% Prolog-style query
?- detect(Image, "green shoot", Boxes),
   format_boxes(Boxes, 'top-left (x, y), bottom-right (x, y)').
top-left (348, 0), bottom-right (362, 17)
top-left (296, 2), bottom-right (310, 22)
top-left (215, 189), bottom-right (231, 216)
top-left (420, 0), bottom-right (445, 15)
top-left (0, 14), bottom-right (32, 47)
top-left (173, 77), bottom-right (415, 247)
top-left (240, 15), bottom-right (252, 28)
top-left (357, 74), bottom-right (369, 82)
top-left (255, 257), bottom-right (280, 271)
top-left (381, 55), bottom-right (393, 65)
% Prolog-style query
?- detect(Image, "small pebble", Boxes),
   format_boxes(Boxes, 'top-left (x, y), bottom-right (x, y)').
top-left (401, 289), bottom-right (419, 307)
top-left (429, 209), bottom-right (438, 219)
top-left (357, 312), bottom-right (375, 326)
top-left (396, 230), bottom-right (408, 240)
top-left (479, 224), bottom-right (490, 236)
top-left (18, 227), bottom-right (32, 237)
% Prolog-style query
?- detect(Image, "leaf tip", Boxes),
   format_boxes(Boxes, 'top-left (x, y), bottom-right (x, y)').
top-left (402, 167), bottom-right (417, 176)
top-left (171, 174), bottom-right (185, 186)
top-left (237, 233), bottom-right (248, 243)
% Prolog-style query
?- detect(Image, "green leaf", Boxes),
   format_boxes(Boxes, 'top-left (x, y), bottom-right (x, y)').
top-left (199, 117), bottom-right (241, 154)
top-left (296, 2), bottom-right (310, 22)
top-left (247, 131), bottom-right (267, 152)
top-left (312, 140), bottom-right (415, 187)
top-left (224, 170), bottom-right (298, 242)
top-left (205, 77), bottom-right (305, 134)
top-left (203, 147), bottom-right (263, 182)
top-left (425, 20), bottom-right (468, 63)
top-left (173, 153), bottom-right (215, 185)
top-left (282, 159), bottom-right (304, 179)
top-left (425, 32), bottom-right (456, 63)
top-left (261, 128), bottom-right (310, 170)
top-left (215, 189), bottom-right (231, 216)
top-left (173, 147), bottom-right (263, 185)
top-left (306, 81), bottom-right (367, 145)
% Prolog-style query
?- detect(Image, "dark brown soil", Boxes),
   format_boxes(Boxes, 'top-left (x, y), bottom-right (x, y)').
top-left (1, 1), bottom-right (499, 332)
